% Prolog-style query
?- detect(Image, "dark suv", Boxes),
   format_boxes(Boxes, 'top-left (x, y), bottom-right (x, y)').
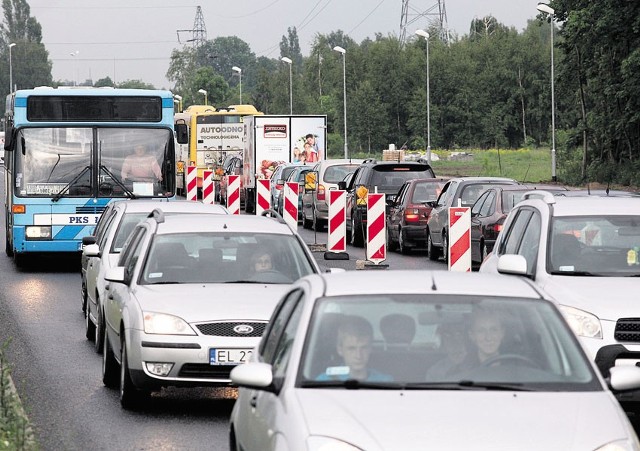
top-left (342, 159), bottom-right (435, 247)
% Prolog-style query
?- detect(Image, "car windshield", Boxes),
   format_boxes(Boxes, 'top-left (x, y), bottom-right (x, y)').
top-left (370, 166), bottom-right (434, 193)
top-left (411, 181), bottom-right (444, 203)
top-left (299, 295), bottom-right (599, 392)
top-left (140, 232), bottom-right (315, 284)
top-left (549, 215), bottom-right (640, 276)
top-left (459, 183), bottom-right (510, 207)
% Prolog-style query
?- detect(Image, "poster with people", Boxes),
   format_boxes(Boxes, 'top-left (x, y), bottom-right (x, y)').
top-left (290, 116), bottom-right (325, 164)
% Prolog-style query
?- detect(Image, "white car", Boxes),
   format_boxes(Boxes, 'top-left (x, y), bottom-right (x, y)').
top-left (480, 190), bottom-right (640, 402)
top-left (230, 270), bottom-right (640, 451)
top-left (82, 200), bottom-right (227, 353)
top-left (101, 211), bottom-right (322, 409)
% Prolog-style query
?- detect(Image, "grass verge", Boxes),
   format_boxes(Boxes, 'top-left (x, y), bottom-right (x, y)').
top-left (0, 341), bottom-right (37, 450)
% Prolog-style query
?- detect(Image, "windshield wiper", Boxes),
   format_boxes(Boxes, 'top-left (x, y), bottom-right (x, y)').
top-left (549, 270), bottom-right (601, 276)
top-left (300, 379), bottom-right (402, 390)
top-left (52, 166), bottom-right (91, 202)
top-left (452, 380), bottom-right (535, 391)
top-left (99, 165), bottom-right (137, 199)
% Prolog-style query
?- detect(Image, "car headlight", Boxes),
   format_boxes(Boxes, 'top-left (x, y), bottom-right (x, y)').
top-left (594, 438), bottom-right (640, 451)
top-left (307, 436), bottom-right (363, 451)
top-left (559, 305), bottom-right (602, 339)
top-left (143, 311), bottom-right (196, 335)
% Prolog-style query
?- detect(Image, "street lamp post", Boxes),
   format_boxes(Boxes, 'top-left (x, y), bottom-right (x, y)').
top-left (333, 46), bottom-right (348, 159)
top-left (281, 57), bottom-right (293, 114)
top-left (232, 66), bottom-right (242, 104)
top-left (70, 50), bottom-right (79, 86)
top-left (8, 43), bottom-right (16, 93)
top-left (174, 94), bottom-right (182, 112)
top-left (198, 89), bottom-right (208, 106)
top-left (537, 2), bottom-right (556, 181)
top-left (415, 30), bottom-right (431, 164)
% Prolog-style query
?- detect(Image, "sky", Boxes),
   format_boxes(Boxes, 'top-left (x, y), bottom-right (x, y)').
top-left (28, 0), bottom-right (538, 90)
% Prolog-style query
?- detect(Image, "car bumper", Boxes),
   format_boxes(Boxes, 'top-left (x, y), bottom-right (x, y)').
top-left (581, 322), bottom-right (640, 402)
top-left (402, 224), bottom-right (429, 244)
top-left (126, 328), bottom-right (261, 390)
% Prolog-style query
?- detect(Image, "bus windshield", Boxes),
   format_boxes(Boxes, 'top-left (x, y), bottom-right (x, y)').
top-left (15, 127), bottom-right (173, 198)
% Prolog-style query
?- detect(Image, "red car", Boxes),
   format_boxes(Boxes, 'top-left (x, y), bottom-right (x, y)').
top-left (386, 178), bottom-right (447, 254)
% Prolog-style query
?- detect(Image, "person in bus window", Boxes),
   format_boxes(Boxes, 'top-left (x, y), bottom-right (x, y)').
top-left (121, 144), bottom-right (163, 183)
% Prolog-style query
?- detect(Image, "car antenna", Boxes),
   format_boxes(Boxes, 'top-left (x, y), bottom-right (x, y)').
top-left (430, 273), bottom-right (437, 291)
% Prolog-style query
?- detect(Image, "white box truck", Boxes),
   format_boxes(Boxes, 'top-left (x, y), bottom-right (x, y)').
top-left (242, 115), bottom-right (327, 212)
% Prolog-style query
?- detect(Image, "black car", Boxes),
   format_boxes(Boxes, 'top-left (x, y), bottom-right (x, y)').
top-left (470, 184), bottom-right (568, 267)
top-left (342, 159), bottom-right (435, 247)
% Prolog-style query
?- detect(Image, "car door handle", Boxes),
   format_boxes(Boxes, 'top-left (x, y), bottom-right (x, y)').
top-left (250, 394), bottom-right (258, 408)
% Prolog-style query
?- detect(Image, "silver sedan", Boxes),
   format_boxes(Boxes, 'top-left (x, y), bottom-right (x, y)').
top-left (230, 270), bottom-right (640, 451)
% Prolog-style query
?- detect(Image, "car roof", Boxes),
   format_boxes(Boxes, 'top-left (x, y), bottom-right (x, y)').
top-left (308, 270), bottom-right (545, 299)
top-left (151, 213), bottom-right (297, 235)
top-left (113, 200), bottom-right (228, 214)
top-left (316, 158), bottom-right (364, 166)
top-left (446, 176), bottom-right (518, 183)
top-left (406, 177), bottom-right (449, 185)
top-left (525, 192), bottom-right (640, 216)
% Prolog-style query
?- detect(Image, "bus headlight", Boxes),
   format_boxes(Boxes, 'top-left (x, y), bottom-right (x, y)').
top-left (25, 226), bottom-right (52, 240)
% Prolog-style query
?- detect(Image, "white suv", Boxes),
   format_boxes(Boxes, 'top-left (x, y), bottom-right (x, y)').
top-left (480, 190), bottom-right (640, 400)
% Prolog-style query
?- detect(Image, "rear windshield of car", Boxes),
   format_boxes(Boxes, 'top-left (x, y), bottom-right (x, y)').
top-left (370, 165), bottom-right (435, 192)
top-left (502, 191), bottom-right (527, 212)
top-left (411, 181), bottom-right (445, 203)
top-left (280, 167), bottom-right (297, 181)
top-left (324, 164), bottom-right (360, 183)
top-left (459, 183), bottom-right (513, 207)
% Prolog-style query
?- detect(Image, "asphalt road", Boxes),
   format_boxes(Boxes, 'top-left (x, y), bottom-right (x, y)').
top-left (0, 187), bottom-right (446, 450)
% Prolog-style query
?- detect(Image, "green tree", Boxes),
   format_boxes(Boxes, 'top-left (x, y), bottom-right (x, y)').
top-left (117, 79), bottom-right (155, 89)
top-left (94, 76), bottom-right (115, 87)
top-left (1, 0), bottom-right (52, 100)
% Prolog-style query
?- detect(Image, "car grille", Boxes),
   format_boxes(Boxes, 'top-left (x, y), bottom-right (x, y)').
top-left (614, 318), bottom-right (640, 342)
top-left (179, 363), bottom-right (235, 379)
top-left (195, 322), bottom-right (266, 337)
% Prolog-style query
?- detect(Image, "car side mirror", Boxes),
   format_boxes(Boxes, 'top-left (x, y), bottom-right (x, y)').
top-left (82, 235), bottom-right (97, 246)
top-left (175, 123), bottom-right (188, 144)
top-left (83, 243), bottom-right (101, 258)
top-left (337, 181), bottom-right (347, 190)
top-left (104, 266), bottom-right (126, 284)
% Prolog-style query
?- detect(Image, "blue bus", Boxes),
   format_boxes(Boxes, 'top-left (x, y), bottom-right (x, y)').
top-left (3, 87), bottom-right (180, 266)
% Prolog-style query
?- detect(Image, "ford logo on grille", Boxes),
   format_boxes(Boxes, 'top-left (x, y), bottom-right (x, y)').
top-left (234, 324), bottom-right (254, 335)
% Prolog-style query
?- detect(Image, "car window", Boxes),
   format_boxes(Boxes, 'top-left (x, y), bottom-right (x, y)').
top-left (140, 232), bottom-right (315, 285)
top-left (499, 209), bottom-right (534, 256)
top-left (271, 296), bottom-right (305, 381)
top-left (471, 191), bottom-right (490, 216)
top-left (549, 214), bottom-right (640, 275)
top-left (119, 226), bottom-right (147, 279)
top-left (93, 205), bottom-right (115, 241)
top-left (459, 183), bottom-right (499, 208)
top-left (411, 181), bottom-right (442, 203)
top-left (96, 209), bottom-right (118, 250)
top-left (300, 294), bottom-right (599, 389)
top-left (260, 289), bottom-right (304, 363)
top-left (479, 191), bottom-right (496, 217)
top-left (516, 211), bottom-right (541, 273)
top-left (502, 191), bottom-right (527, 212)
top-left (323, 164), bottom-right (359, 183)
top-left (396, 184), bottom-right (408, 205)
top-left (111, 213), bottom-right (149, 253)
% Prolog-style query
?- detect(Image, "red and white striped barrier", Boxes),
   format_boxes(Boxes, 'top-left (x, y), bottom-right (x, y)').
top-left (283, 182), bottom-right (299, 230)
top-left (366, 193), bottom-right (386, 264)
top-left (448, 206), bottom-right (471, 272)
top-left (327, 190), bottom-right (347, 253)
top-left (256, 179), bottom-right (271, 215)
top-left (186, 166), bottom-right (198, 201)
top-left (202, 170), bottom-right (214, 204)
top-left (226, 175), bottom-right (241, 215)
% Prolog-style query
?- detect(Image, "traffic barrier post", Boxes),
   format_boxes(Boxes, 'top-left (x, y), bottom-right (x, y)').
top-left (202, 170), bottom-right (214, 204)
top-left (448, 206), bottom-right (471, 272)
top-left (365, 192), bottom-right (388, 268)
top-left (256, 179), bottom-right (271, 215)
top-left (324, 190), bottom-right (349, 260)
top-left (283, 182), bottom-right (298, 231)
top-left (186, 166), bottom-right (197, 201)
top-left (227, 175), bottom-right (241, 215)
